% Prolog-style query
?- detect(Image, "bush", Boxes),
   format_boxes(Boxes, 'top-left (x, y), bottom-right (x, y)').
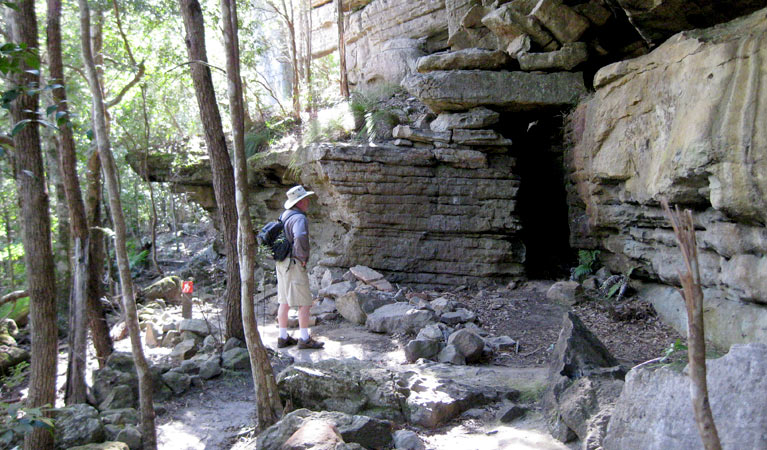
top-left (349, 84), bottom-right (404, 142)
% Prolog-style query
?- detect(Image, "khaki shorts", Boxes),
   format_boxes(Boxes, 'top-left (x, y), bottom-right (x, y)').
top-left (276, 258), bottom-right (313, 307)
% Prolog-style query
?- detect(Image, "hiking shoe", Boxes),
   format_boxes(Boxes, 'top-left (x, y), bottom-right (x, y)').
top-left (297, 337), bottom-right (324, 350)
top-left (277, 335), bottom-right (298, 348)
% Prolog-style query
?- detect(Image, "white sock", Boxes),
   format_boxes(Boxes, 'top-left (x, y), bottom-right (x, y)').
top-left (300, 328), bottom-right (310, 340)
top-left (279, 328), bottom-right (288, 339)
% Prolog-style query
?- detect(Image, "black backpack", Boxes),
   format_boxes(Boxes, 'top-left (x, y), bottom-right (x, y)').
top-left (257, 211), bottom-right (303, 261)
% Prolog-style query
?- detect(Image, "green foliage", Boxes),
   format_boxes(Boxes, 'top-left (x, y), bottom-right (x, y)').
top-left (129, 249), bottom-right (149, 270)
top-left (1, 361), bottom-right (28, 390)
top-left (303, 116), bottom-right (348, 144)
top-left (245, 117), bottom-right (297, 158)
top-left (349, 85), bottom-right (403, 142)
top-left (0, 403), bottom-right (54, 446)
top-left (573, 250), bottom-right (600, 281)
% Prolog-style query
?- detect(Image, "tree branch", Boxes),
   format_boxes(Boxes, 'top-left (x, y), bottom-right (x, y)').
top-left (166, 60), bottom-right (226, 74)
top-left (105, 62), bottom-right (145, 109)
top-left (111, 0), bottom-right (137, 66)
top-left (0, 290), bottom-right (29, 308)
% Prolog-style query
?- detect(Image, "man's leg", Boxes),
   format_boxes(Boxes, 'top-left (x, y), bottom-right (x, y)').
top-left (278, 303), bottom-right (290, 329)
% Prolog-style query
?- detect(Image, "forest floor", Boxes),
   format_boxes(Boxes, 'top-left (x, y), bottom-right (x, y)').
top-left (27, 224), bottom-right (681, 450)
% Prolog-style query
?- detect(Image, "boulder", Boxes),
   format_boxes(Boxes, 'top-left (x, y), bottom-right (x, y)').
top-left (0, 318), bottom-right (18, 336)
top-left (497, 403), bottom-right (528, 423)
top-left (486, 335), bottom-right (518, 352)
top-left (518, 42), bottom-right (589, 71)
top-left (223, 337), bottom-right (243, 352)
top-left (481, 0), bottom-right (558, 50)
top-left (162, 371), bottom-right (191, 395)
top-left (404, 339), bottom-right (444, 363)
top-left (430, 107), bottom-right (500, 132)
top-left (99, 408), bottom-right (139, 426)
top-left (393, 429), bottom-right (426, 450)
top-left (604, 343), bottom-right (767, 449)
top-left (98, 385), bottom-right (136, 411)
top-left (319, 281), bottom-right (356, 299)
top-left (178, 319), bottom-right (210, 336)
top-left (114, 425), bottom-right (142, 450)
top-left (416, 49), bottom-right (511, 72)
top-left (440, 308), bottom-right (476, 325)
top-left (437, 345), bottom-right (466, 365)
top-left (0, 345), bottom-right (29, 374)
top-left (401, 70), bottom-right (587, 113)
top-left (144, 322), bottom-right (161, 348)
top-left (161, 330), bottom-right (182, 348)
top-left (54, 404), bottom-right (104, 450)
top-left (358, 38), bottom-right (425, 88)
top-left (546, 281), bottom-right (585, 306)
top-left (447, 329), bottom-right (484, 362)
top-left (199, 356), bottom-right (222, 379)
top-left (256, 409), bottom-right (393, 450)
top-left (200, 335), bottom-right (217, 353)
top-left (170, 339), bottom-right (198, 363)
top-left (222, 347), bottom-right (250, 371)
top-left (277, 358), bottom-right (407, 422)
top-left (543, 312), bottom-right (624, 444)
top-left (416, 323), bottom-right (452, 342)
top-left (366, 303), bottom-right (437, 334)
top-left (67, 443), bottom-right (129, 450)
top-left (140, 276), bottom-right (182, 304)
top-left (337, 287), bottom-right (397, 325)
top-left (281, 420), bottom-right (344, 450)
top-left (529, 0), bottom-right (590, 44)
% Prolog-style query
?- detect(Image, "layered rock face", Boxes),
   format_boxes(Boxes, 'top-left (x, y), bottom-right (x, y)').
top-left (566, 8), bottom-right (767, 348)
top-left (298, 143), bottom-right (525, 287)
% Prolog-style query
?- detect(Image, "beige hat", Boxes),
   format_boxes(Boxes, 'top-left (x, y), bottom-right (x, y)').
top-left (284, 185), bottom-right (315, 209)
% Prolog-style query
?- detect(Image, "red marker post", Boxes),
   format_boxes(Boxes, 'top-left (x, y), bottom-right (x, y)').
top-left (181, 280), bottom-right (194, 318)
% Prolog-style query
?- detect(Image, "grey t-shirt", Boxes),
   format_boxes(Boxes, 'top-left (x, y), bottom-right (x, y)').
top-left (280, 209), bottom-right (310, 264)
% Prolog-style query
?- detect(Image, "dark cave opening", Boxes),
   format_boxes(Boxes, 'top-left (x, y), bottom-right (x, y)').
top-left (499, 110), bottom-right (575, 279)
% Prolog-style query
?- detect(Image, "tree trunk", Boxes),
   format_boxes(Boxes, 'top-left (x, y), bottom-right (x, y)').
top-left (140, 86), bottom-right (162, 276)
top-left (85, 151), bottom-right (113, 368)
top-left (221, 0), bottom-right (283, 428)
top-left (9, 4), bottom-right (58, 450)
top-left (303, 0), bottom-right (313, 113)
top-left (336, 0), bottom-right (349, 98)
top-left (45, 136), bottom-right (71, 312)
top-left (48, 0), bottom-right (91, 405)
top-left (179, 0), bottom-right (244, 341)
top-left (288, 11), bottom-right (301, 119)
top-left (78, 3), bottom-right (157, 448)
top-left (4, 202), bottom-right (15, 290)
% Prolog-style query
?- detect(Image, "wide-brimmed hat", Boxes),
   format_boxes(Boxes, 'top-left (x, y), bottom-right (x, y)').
top-left (284, 185), bottom-right (315, 209)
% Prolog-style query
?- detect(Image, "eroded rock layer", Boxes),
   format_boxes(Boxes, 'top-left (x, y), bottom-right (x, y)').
top-left (566, 8), bottom-right (767, 348)
top-left (301, 143), bottom-right (525, 287)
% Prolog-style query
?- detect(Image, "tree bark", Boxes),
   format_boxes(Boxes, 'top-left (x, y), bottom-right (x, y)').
top-left (48, 0), bottom-right (91, 405)
top-left (45, 136), bottom-right (71, 312)
top-left (221, 0), bottom-right (283, 428)
top-left (9, 4), bottom-right (58, 450)
top-left (85, 150), bottom-right (113, 368)
top-left (140, 86), bottom-right (162, 276)
top-left (179, 0), bottom-right (244, 341)
top-left (336, 0), bottom-right (349, 98)
top-left (287, 0), bottom-right (301, 119)
top-left (663, 201), bottom-right (722, 450)
top-left (78, 2), bottom-right (157, 448)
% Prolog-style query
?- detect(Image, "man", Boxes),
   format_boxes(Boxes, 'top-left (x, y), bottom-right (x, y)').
top-left (276, 185), bottom-right (324, 350)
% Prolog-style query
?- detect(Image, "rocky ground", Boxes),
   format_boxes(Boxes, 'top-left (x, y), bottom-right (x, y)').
top-left (2, 223), bottom-right (683, 450)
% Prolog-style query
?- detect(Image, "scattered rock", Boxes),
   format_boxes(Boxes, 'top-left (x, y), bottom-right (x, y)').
top-left (0, 345), bottom-right (29, 373)
top-left (222, 347), bottom-right (250, 371)
top-left (497, 404), bottom-right (528, 423)
top-left (54, 404), bottom-right (105, 450)
top-left (256, 409), bottom-right (393, 450)
top-left (161, 330), bottom-right (182, 348)
top-left (416, 323), bottom-right (452, 342)
top-left (481, 1), bottom-right (558, 51)
top-left (393, 429), bottom-right (426, 450)
top-left (440, 308), bottom-right (477, 326)
top-left (170, 339), bottom-right (198, 363)
top-left (437, 345), bottom-right (465, 365)
top-left (223, 337), bottom-right (243, 352)
top-left (546, 281), bottom-right (585, 306)
top-left (199, 356), bottom-right (222, 380)
top-left (405, 339), bottom-right (444, 363)
top-left (320, 281), bottom-right (357, 299)
top-left (98, 385), bottom-right (136, 411)
top-left (366, 303), bottom-right (437, 334)
top-left (140, 276), bottom-right (182, 304)
top-left (144, 323), bottom-right (161, 348)
top-left (529, 0), bottom-right (590, 43)
top-left (162, 371), bottom-right (191, 395)
top-left (281, 419), bottom-right (344, 450)
top-left (178, 319), bottom-right (210, 336)
top-left (67, 443), bottom-right (129, 450)
top-left (114, 425), bottom-right (142, 450)
top-left (447, 329), bottom-right (484, 362)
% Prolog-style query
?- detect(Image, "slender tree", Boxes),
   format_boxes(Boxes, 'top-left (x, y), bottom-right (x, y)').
top-left (265, 0), bottom-right (302, 118)
top-left (179, 0), bottom-right (244, 340)
top-left (336, 0), bottom-right (349, 98)
top-left (47, 0), bottom-right (91, 405)
top-left (8, 3), bottom-right (58, 449)
top-left (140, 86), bottom-right (162, 276)
top-left (221, 0), bottom-right (283, 428)
top-left (78, 1), bottom-right (157, 447)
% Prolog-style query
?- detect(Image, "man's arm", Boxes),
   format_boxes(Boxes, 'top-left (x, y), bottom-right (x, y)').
top-left (290, 215), bottom-right (310, 266)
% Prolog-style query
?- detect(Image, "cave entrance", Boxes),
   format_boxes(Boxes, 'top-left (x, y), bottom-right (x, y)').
top-left (502, 111), bottom-right (574, 279)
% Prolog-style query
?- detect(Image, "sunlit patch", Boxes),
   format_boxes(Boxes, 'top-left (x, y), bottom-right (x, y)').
top-left (422, 422), bottom-right (573, 450)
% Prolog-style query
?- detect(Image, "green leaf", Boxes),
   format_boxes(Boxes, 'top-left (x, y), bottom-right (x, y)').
top-left (10, 119), bottom-right (30, 136)
top-left (38, 119), bottom-right (59, 131)
top-left (607, 283), bottom-right (621, 298)
top-left (0, 43), bottom-right (16, 52)
top-left (46, 104), bottom-right (58, 115)
top-left (24, 52), bottom-right (40, 70)
top-left (2, 1), bottom-right (20, 11)
top-left (86, 129), bottom-right (94, 140)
